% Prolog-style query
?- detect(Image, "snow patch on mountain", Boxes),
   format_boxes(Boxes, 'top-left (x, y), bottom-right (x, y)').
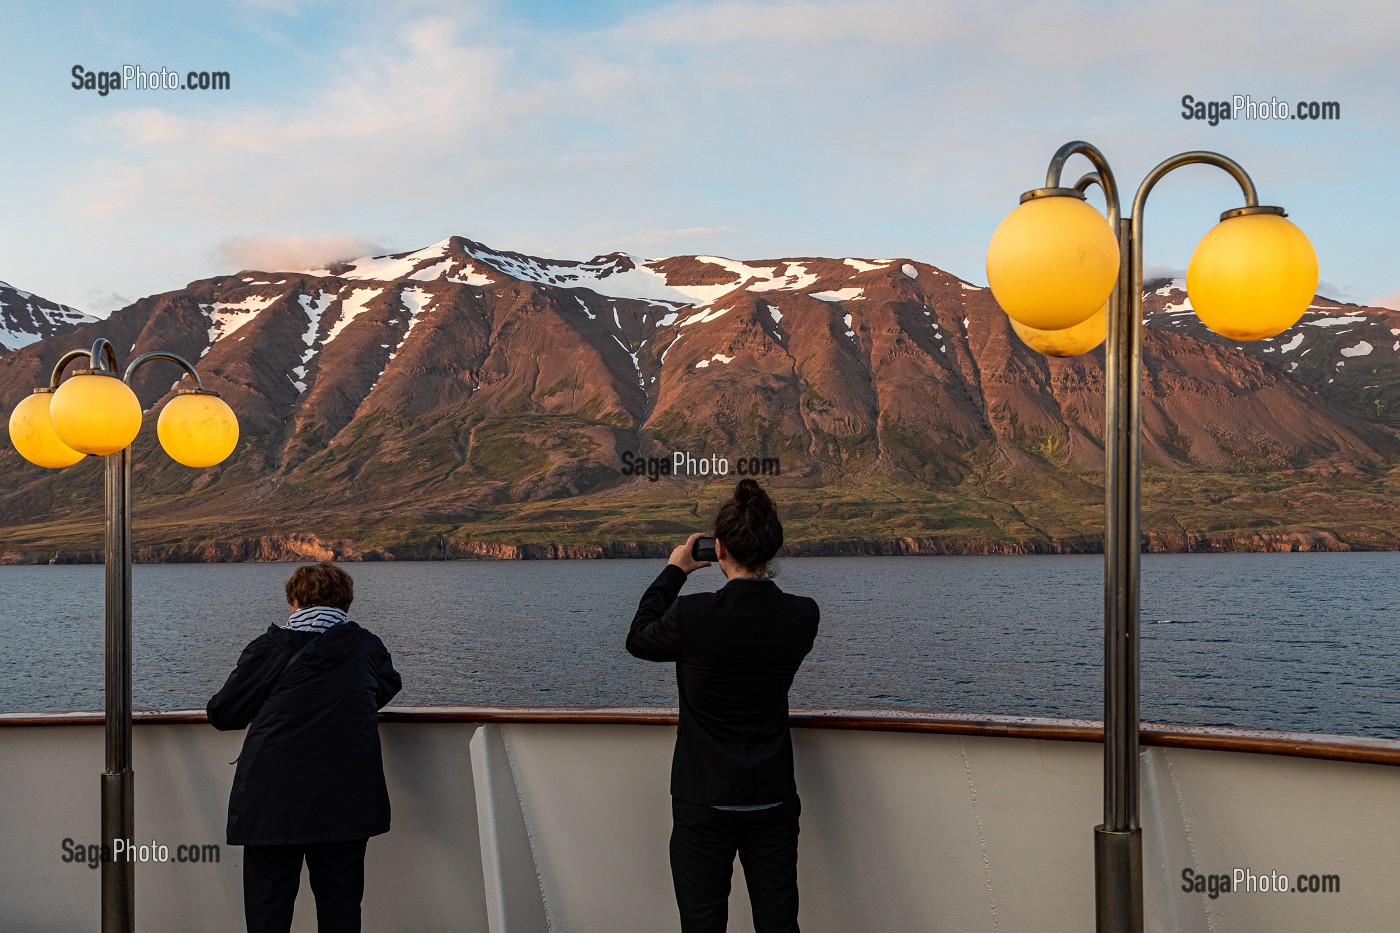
top-left (660, 333), bottom-right (683, 364)
top-left (694, 353), bottom-right (734, 369)
top-left (448, 262), bottom-right (494, 286)
top-left (680, 305), bottom-right (730, 327)
top-left (812, 288), bottom-right (865, 302)
top-left (1306, 316), bottom-right (1367, 328)
top-left (324, 288), bottom-right (384, 346)
top-left (460, 246), bottom-right (732, 305)
top-left (612, 335), bottom-right (644, 389)
top-left (749, 263), bottom-right (818, 293)
top-left (291, 292), bottom-right (333, 393)
top-left (406, 259), bottom-right (451, 282)
top-left (203, 295), bottom-right (279, 351)
top-left (392, 288), bottom-right (435, 360)
top-left (844, 259), bottom-right (887, 273)
top-left (337, 241), bottom-right (449, 281)
top-left (1340, 341), bottom-right (1373, 358)
top-left (693, 257), bottom-right (782, 286)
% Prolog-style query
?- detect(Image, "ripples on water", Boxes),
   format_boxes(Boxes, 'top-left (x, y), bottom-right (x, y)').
top-left (1, 554), bottom-right (1397, 738)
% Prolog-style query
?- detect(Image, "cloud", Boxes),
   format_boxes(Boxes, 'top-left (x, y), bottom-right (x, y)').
top-left (81, 288), bottom-right (134, 319)
top-left (1371, 288), bottom-right (1400, 312)
top-left (1315, 279), bottom-right (1364, 304)
top-left (215, 234), bottom-right (387, 273)
top-left (1143, 265), bottom-right (1187, 282)
top-left (620, 225), bottom-right (739, 253)
top-left (38, 0), bottom-right (1400, 306)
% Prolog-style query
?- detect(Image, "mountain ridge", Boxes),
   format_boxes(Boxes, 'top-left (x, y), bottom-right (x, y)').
top-left (3, 236), bottom-right (1399, 561)
top-left (0, 280), bottom-right (96, 354)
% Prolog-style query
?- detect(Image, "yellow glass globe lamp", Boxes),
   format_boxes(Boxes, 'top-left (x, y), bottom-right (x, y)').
top-left (1010, 302), bottom-right (1108, 358)
top-left (8, 389), bottom-right (85, 468)
top-left (987, 189), bottom-right (1120, 332)
top-left (1186, 207), bottom-right (1318, 342)
top-left (157, 391), bottom-right (239, 468)
top-left (49, 371), bottom-right (143, 456)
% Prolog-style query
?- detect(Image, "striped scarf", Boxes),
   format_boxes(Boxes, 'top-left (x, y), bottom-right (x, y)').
top-left (285, 606), bottom-right (349, 632)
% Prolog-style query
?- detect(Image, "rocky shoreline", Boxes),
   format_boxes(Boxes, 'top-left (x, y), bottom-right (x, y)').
top-left (1, 527), bottom-right (1377, 565)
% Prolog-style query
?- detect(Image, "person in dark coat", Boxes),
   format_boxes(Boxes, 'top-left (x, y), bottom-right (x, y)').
top-left (208, 561), bottom-right (401, 933)
top-left (628, 479), bottom-right (819, 933)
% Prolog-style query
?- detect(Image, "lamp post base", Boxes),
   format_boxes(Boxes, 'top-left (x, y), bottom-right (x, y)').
top-left (1095, 825), bottom-right (1142, 933)
top-left (101, 769), bottom-right (134, 933)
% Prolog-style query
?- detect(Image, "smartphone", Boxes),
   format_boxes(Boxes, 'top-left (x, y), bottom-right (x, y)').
top-left (691, 536), bottom-right (718, 563)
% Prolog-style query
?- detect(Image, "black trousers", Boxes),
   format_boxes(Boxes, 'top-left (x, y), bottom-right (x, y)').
top-left (242, 838), bottom-right (369, 933)
top-left (670, 797), bottom-right (801, 933)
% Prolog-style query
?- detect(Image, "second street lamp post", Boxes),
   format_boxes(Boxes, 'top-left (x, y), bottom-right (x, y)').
top-left (986, 141), bottom-right (1318, 932)
top-left (8, 338), bottom-right (239, 933)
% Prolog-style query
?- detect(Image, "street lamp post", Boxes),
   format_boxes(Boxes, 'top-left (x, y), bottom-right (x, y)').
top-left (986, 141), bottom-right (1318, 932)
top-left (8, 337), bottom-right (238, 933)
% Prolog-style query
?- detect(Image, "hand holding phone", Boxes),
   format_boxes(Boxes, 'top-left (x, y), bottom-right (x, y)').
top-left (667, 533), bottom-right (713, 574)
top-left (691, 536), bottom-right (718, 563)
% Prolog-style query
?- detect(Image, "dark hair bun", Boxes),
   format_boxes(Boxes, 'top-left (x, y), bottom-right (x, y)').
top-left (735, 478), bottom-right (765, 506)
top-left (714, 479), bottom-right (783, 572)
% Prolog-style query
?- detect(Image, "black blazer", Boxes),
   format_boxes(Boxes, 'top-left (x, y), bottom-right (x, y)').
top-left (627, 565), bottom-right (819, 806)
top-left (208, 621), bottom-right (402, 846)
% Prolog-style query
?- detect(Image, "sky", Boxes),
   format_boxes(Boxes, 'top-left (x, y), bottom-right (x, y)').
top-left (2, 0), bottom-right (1397, 317)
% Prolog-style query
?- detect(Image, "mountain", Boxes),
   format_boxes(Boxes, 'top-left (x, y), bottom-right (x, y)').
top-left (0, 281), bottom-right (96, 354)
top-left (2, 237), bottom-right (1398, 562)
top-left (1144, 279), bottom-right (1400, 429)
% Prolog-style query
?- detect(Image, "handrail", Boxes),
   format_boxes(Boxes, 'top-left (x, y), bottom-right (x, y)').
top-left (3, 706), bottom-right (1398, 767)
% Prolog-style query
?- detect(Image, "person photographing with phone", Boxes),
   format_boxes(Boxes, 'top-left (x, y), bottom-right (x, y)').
top-left (627, 479), bottom-right (819, 933)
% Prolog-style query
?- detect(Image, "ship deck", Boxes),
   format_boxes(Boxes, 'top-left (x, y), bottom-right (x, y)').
top-left (3, 707), bottom-right (1398, 931)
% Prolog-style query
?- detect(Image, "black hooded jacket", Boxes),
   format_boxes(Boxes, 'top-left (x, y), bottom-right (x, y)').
top-left (207, 621), bottom-right (402, 846)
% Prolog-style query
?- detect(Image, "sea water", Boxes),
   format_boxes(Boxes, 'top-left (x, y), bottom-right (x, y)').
top-left (1, 553), bottom-right (1397, 738)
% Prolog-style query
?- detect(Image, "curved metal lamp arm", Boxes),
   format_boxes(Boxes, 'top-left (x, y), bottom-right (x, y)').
top-left (123, 351), bottom-right (205, 392)
top-left (90, 339), bottom-right (120, 373)
top-left (1045, 140), bottom-right (1122, 224)
top-left (1072, 172), bottom-right (1119, 228)
top-left (48, 349), bottom-right (94, 389)
top-left (1131, 150), bottom-right (1258, 221)
top-left (46, 339), bottom-right (122, 389)
top-left (1128, 151), bottom-right (1261, 329)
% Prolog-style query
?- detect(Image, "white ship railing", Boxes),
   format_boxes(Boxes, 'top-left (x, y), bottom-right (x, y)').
top-left (3, 708), bottom-right (1397, 931)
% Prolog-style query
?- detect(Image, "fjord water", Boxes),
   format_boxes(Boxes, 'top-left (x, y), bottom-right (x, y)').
top-left (2, 554), bottom-right (1396, 739)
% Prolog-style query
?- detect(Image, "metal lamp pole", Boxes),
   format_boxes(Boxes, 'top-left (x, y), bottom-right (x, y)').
top-left (1033, 141), bottom-right (1266, 933)
top-left (46, 339), bottom-right (216, 933)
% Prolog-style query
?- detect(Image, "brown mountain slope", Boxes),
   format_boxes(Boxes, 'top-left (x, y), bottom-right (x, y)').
top-left (1, 239), bottom-right (1396, 560)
